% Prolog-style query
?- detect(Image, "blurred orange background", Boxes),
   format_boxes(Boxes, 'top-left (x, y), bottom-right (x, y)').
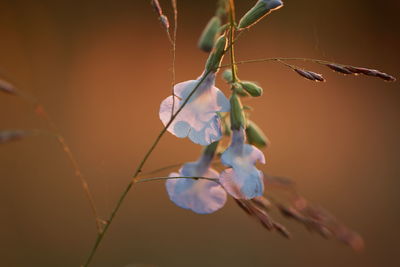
top-left (0, 0), bottom-right (399, 266)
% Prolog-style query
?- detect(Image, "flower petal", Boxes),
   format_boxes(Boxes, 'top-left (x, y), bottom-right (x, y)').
top-left (159, 95), bottom-right (190, 138)
top-left (159, 73), bottom-right (230, 146)
top-left (166, 168), bottom-right (227, 214)
top-left (219, 168), bottom-right (264, 199)
top-left (220, 128), bottom-right (266, 199)
top-left (173, 79), bottom-right (198, 99)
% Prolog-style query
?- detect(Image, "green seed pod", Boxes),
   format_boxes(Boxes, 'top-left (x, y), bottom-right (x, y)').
top-left (230, 93), bottom-right (246, 130)
top-left (238, 0), bottom-right (283, 30)
top-left (198, 16), bottom-right (221, 52)
top-left (240, 81), bottom-right (263, 97)
top-left (205, 35), bottom-right (227, 73)
top-left (233, 82), bottom-right (249, 97)
top-left (246, 121), bottom-right (269, 148)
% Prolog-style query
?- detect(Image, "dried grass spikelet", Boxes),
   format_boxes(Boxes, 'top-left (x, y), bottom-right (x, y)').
top-left (325, 63), bottom-right (396, 82)
top-left (264, 174), bottom-right (365, 251)
top-left (325, 63), bottom-right (354, 75)
top-left (0, 130), bottom-right (29, 144)
top-left (150, 0), bottom-right (162, 16)
top-left (150, 0), bottom-right (170, 31)
top-left (234, 198), bottom-right (291, 238)
top-left (294, 68), bottom-right (325, 82)
top-left (0, 78), bottom-right (17, 95)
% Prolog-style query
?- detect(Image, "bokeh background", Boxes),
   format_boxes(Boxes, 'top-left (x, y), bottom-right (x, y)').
top-left (0, 0), bottom-right (399, 266)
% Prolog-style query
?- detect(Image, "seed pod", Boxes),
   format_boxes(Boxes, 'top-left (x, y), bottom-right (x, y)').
top-left (240, 81), bottom-right (263, 97)
top-left (294, 68), bottom-right (325, 82)
top-left (198, 16), bottom-right (221, 52)
top-left (230, 93), bottom-right (246, 130)
top-left (238, 0), bottom-right (283, 29)
top-left (205, 35), bottom-right (227, 72)
top-left (246, 121), bottom-right (269, 148)
top-left (0, 78), bottom-right (16, 95)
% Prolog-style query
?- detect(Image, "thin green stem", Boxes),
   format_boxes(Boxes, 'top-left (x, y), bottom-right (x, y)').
top-left (139, 162), bottom-right (184, 177)
top-left (83, 2), bottom-right (243, 262)
top-left (82, 68), bottom-right (214, 266)
top-left (220, 57), bottom-right (335, 68)
top-left (170, 0), bottom-right (178, 120)
top-left (35, 105), bottom-right (103, 233)
top-left (228, 0), bottom-right (238, 83)
top-left (137, 176), bottom-right (218, 183)
top-left (10, 86), bottom-right (103, 233)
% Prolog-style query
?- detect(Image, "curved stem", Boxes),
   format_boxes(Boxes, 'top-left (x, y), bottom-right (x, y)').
top-left (35, 105), bottom-right (104, 233)
top-left (139, 162), bottom-right (185, 177)
top-left (9, 85), bottom-right (103, 232)
top-left (137, 176), bottom-right (218, 183)
top-left (82, 69), bottom-right (213, 266)
top-left (220, 57), bottom-right (335, 68)
top-left (170, 0), bottom-right (178, 120)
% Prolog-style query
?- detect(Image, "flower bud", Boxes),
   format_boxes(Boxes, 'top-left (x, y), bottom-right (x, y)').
top-left (238, 0), bottom-right (283, 30)
top-left (205, 35), bottom-right (227, 73)
top-left (230, 93), bottom-right (246, 130)
top-left (203, 140), bottom-right (219, 157)
top-left (246, 121), bottom-right (269, 148)
top-left (198, 16), bottom-right (221, 52)
top-left (240, 81), bottom-right (263, 97)
top-left (233, 82), bottom-right (249, 97)
top-left (222, 69), bottom-right (233, 83)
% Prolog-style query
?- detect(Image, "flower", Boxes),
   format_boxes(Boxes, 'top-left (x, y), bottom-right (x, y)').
top-left (159, 72), bottom-right (230, 146)
top-left (166, 143), bottom-right (227, 214)
top-left (219, 128), bottom-right (266, 199)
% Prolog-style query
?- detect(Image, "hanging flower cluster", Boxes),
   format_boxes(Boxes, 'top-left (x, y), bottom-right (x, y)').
top-left (1, 1), bottom-right (397, 261)
top-left (159, 1), bottom-right (272, 214)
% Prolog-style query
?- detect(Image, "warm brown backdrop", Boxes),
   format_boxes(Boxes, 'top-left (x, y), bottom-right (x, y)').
top-left (0, 0), bottom-right (399, 266)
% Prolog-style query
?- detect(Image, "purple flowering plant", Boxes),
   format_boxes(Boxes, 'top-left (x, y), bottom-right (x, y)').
top-left (0, 0), bottom-right (396, 266)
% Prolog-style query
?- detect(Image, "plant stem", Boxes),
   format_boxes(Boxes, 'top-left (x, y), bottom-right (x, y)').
top-left (220, 57), bottom-right (335, 68)
top-left (170, 0), bottom-right (178, 120)
top-left (228, 0), bottom-right (238, 83)
top-left (83, 2), bottom-right (242, 262)
top-left (34, 105), bottom-right (104, 233)
top-left (137, 176), bottom-right (218, 183)
top-left (82, 69), bottom-right (213, 266)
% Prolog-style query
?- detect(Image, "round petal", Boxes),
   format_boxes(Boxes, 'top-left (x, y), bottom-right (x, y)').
top-left (174, 79), bottom-right (198, 99)
top-left (166, 169), bottom-right (227, 214)
top-left (219, 168), bottom-right (264, 199)
top-left (159, 95), bottom-right (190, 138)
